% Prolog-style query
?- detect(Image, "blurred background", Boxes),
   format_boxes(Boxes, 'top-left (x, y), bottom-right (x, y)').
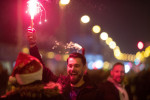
top-left (0, 0), bottom-right (150, 79)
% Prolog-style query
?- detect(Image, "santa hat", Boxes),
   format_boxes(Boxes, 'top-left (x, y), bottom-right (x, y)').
top-left (9, 52), bottom-right (43, 85)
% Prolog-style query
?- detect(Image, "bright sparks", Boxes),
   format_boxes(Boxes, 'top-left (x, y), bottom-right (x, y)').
top-left (65, 42), bottom-right (82, 50)
top-left (52, 41), bottom-right (82, 54)
top-left (27, 0), bottom-right (46, 23)
top-left (27, 0), bottom-right (40, 19)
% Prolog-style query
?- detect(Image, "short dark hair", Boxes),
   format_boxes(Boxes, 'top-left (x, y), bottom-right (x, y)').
top-left (112, 62), bottom-right (124, 70)
top-left (67, 52), bottom-right (86, 65)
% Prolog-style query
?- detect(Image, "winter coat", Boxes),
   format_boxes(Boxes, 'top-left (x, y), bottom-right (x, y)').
top-left (99, 81), bottom-right (133, 100)
top-left (57, 75), bottom-right (102, 100)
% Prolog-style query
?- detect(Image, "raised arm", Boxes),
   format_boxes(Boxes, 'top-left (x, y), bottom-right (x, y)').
top-left (26, 29), bottom-right (43, 64)
top-left (26, 28), bottom-right (58, 83)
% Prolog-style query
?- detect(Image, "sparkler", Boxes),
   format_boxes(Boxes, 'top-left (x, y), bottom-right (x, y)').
top-left (65, 42), bottom-right (85, 55)
top-left (27, 0), bottom-right (46, 30)
top-left (65, 42), bottom-right (82, 51)
top-left (52, 41), bottom-right (83, 54)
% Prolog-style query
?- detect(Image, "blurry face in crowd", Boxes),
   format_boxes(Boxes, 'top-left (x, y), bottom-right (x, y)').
top-left (111, 64), bottom-right (125, 84)
top-left (67, 57), bottom-right (86, 85)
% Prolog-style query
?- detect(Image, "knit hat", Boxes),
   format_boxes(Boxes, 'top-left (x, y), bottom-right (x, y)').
top-left (9, 52), bottom-right (43, 85)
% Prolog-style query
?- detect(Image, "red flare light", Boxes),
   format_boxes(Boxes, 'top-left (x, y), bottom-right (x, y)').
top-left (27, 0), bottom-right (40, 20)
top-left (27, 0), bottom-right (46, 29)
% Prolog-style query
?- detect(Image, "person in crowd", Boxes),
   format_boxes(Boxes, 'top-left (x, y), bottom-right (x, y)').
top-left (134, 68), bottom-right (150, 100)
top-left (99, 62), bottom-right (133, 100)
top-left (1, 53), bottom-right (63, 100)
top-left (0, 63), bottom-right (9, 96)
top-left (134, 56), bottom-right (150, 100)
top-left (26, 28), bottom-right (102, 100)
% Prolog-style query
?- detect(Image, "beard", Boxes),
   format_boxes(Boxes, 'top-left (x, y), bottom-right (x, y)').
top-left (114, 76), bottom-right (124, 84)
top-left (69, 70), bottom-right (84, 85)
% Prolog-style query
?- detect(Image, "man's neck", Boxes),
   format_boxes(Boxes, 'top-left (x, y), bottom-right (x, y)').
top-left (71, 77), bottom-right (85, 87)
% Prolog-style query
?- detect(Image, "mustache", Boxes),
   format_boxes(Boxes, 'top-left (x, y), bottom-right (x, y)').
top-left (69, 70), bottom-right (78, 74)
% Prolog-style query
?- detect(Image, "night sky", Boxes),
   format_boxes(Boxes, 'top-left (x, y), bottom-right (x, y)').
top-left (0, 0), bottom-right (150, 54)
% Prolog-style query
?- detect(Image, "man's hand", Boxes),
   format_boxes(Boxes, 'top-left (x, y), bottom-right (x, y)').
top-left (27, 27), bottom-right (37, 48)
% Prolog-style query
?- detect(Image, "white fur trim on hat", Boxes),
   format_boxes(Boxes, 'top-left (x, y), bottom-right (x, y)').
top-left (15, 67), bottom-right (43, 85)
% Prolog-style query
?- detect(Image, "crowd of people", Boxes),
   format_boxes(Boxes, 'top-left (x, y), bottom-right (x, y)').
top-left (0, 28), bottom-right (150, 100)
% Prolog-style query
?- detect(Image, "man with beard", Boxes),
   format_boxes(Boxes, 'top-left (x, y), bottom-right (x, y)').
top-left (25, 29), bottom-right (102, 100)
top-left (67, 55), bottom-right (86, 87)
top-left (99, 62), bottom-right (133, 100)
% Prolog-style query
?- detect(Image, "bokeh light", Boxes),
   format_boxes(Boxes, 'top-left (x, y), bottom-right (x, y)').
top-left (100, 32), bottom-right (108, 40)
top-left (103, 61), bottom-right (110, 70)
top-left (109, 41), bottom-right (116, 49)
top-left (81, 15), bottom-right (90, 23)
top-left (114, 46), bottom-right (121, 57)
top-left (86, 54), bottom-right (103, 70)
top-left (47, 52), bottom-right (55, 59)
top-left (88, 61), bottom-right (94, 70)
top-left (60, 0), bottom-right (70, 5)
top-left (63, 54), bottom-right (69, 61)
top-left (106, 37), bottom-right (113, 45)
top-left (137, 41), bottom-right (144, 50)
top-left (144, 46), bottom-right (150, 57)
top-left (124, 62), bottom-right (131, 73)
top-left (92, 60), bottom-right (103, 69)
top-left (92, 25), bottom-right (101, 34)
top-left (134, 58), bottom-right (140, 65)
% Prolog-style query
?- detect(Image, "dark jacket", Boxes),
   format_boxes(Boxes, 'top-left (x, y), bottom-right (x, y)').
top-left (57, 75), bottom-right (102, 100)
top-left (29, 46), bottom-right (103, 100)
top-left (99, 81), bottom-right (133, 100)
